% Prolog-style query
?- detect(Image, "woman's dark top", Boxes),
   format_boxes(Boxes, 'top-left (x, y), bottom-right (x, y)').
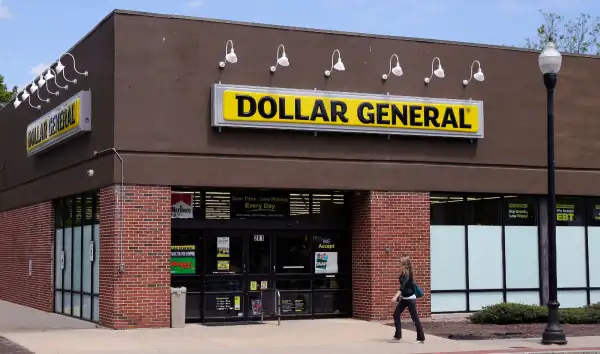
top-left (399, 271), bottom-right (415, 297)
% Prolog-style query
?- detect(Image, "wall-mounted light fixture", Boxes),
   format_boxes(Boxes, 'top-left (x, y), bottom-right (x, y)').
top-left (424, 56), bottom-right (445, 84)
top-left (324, 49), bottom-right (345, 77)
top-left (29, 80), bottom-right (50, 103)
top-left (20, 89), bottom-right (41, 110)
top-left (56, 53), bottom-right (88, 84)
top-left (382, 54), bottom-right (403, 80)
top-left (270, 44), bottom-right (290, 72)
top-left (462, 60), bottom-right (485, 86)
top-left (37, 74), bottom-right (59, 96)
top-left (13, 94), bottom-right (21, 108)
top-left (219, 40), bottom-right (238, 68)
top-left (45, 69), bottom-right (69, 91)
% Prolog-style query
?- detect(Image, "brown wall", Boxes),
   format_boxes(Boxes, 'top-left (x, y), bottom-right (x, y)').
top-left (0, 15), bottom-right (117, 211)
top-left (112, 12), bottom-right (600, 195)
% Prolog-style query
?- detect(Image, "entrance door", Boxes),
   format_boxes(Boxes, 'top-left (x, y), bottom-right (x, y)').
top-left (246, 231), bottom-right (273, 321)
top-left (202, 231), bottom-right (275, 322)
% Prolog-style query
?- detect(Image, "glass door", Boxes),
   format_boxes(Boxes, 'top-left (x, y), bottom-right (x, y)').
top-left (203, 231), bottom-right (245, 321)
top-left (246, 231), bottom-right (273, 321)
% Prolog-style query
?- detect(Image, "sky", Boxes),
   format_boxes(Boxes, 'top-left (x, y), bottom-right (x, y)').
top-left (1, 0), bottom-right (598, 90)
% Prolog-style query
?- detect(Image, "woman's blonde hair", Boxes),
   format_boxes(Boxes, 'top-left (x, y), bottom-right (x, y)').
top-left (399, 256), bottom-right (413, 276)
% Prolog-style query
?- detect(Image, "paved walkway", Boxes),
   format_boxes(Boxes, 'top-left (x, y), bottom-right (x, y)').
top-left (1, 300), bottom-right (599, 353)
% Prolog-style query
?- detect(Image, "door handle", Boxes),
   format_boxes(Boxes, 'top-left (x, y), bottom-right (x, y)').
top-left (60, 251), bottom-right (65, 270)
top-left (89, 241), bottom-right (94, 262)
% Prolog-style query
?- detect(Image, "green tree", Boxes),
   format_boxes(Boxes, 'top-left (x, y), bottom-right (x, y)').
top-left (0, 74), bottom-right (18, 108)
top-left (525, 10), bottom-right (600, 54)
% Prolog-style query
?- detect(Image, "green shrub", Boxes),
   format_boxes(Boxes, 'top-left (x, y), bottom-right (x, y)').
top-left (468, 302), bottom-right (600, 324)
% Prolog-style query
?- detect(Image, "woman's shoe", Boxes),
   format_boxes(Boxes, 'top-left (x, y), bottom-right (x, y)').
top-left (412, 340), bottom-right (424, 344)
top-left (393, 334), bottom-right (401, 340)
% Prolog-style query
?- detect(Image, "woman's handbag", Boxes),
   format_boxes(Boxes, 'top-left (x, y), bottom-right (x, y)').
top-left (414, 281), bottom-right (424, 299)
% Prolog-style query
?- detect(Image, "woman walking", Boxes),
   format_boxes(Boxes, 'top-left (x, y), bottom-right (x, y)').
top-left (391, 256), bottom-right (425, 343)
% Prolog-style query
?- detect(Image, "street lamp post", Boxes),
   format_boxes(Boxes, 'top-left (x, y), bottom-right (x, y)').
top-left (538, 40), bottom-right (567, 346)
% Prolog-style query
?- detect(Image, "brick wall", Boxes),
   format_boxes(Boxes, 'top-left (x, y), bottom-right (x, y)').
top-left (352, 191), bottom-right (430, 322)
top-left (0, 202), bottom-right (54, 311)
top-left (99, 185), bottom-right (171, 329)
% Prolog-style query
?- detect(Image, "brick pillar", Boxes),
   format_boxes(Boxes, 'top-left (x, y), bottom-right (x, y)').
top-left (0, 202), bottom-right (54, 312)
top-left (352, 191), bottom-right (431, 322)
top-left (99, 185), bottom-right (171, 329)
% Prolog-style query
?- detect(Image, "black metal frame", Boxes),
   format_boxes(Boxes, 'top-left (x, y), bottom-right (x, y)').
top-left (53, 192), bottom-right (100, 323)
top-left (170, 188), bottom-right (352, 323)
top-left (430, 192), bottom-right (600, 314)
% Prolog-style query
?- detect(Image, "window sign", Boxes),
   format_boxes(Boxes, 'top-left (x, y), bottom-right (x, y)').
top-left (504, 197), bottom-right (537, 226)
top-left (314, 236), bottom-right (338, 274)
top-left (230, 192), bottom-right (290, 218)
top-left (216, 237), bottom-right (231, 272)
top-left (171, 245), bottom-right (196, 275)
top-left (556, 198), bottom-right (584, 226)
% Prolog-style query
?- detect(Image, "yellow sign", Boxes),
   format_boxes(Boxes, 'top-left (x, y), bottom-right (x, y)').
top-left (212, 84), bottom-right (484, 139)
top-left (217, 260), bottom-right (230, 270)
top-left (250, 281), bottom-right (257, 291)
top-left (234, 296), bottom-right (241, 311)
top-left (25, 90), bottom-right (92, 156)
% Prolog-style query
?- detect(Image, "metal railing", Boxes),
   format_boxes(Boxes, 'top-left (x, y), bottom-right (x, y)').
top-left (259, 288), bottom-right (281, 326)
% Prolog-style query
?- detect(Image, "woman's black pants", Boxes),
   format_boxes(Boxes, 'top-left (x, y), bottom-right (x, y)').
top-left (393, 298), bottom-right (425, 341)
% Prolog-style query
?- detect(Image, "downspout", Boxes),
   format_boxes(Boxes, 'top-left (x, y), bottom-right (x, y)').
top-left (93, 148), bottom-right (125, 272)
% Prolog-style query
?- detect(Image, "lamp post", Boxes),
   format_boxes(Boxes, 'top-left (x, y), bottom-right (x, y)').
top-left (538, 40), bottom-right (567, 346)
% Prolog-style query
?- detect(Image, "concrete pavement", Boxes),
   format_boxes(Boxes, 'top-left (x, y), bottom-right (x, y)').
top-left (1, 300), bottom-right (600, 354)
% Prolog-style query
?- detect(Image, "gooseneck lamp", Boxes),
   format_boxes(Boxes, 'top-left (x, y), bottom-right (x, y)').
top-left (324, 49), bottom-right (345, 77)
top-left (424, 57), bottom-right (444, 84)
top-left (29, 80), bottom-right (50, 103)
top-left (45, 69), bottom-right (69, 91)
top-left (462, 60), bottom-right (485, 86)
top-left (538, 40), bottom-right (567, 346)
top-left (270, 44), bottom-right (290, 72)
top-left (382, 54), bottom-right (403, 80)
top-left (219, 40), bottom-right (238, 68)
top-left (38, 74), bottom-right (59, 96)
top-left (20, 89), bottom-right (41, 110)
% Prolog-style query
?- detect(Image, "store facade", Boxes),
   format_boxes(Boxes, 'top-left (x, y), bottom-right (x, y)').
top-left (1, 10), bottom-right (600, 329)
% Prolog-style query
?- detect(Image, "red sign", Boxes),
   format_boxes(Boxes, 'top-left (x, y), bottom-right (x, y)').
top-left (171, 193), bottom-right (193, 219)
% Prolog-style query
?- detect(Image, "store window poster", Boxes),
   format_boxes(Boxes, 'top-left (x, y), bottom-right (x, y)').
top-left (171, 245), bottom-right (196, 274)
top-left (315, 251), bottom-right (338, 274)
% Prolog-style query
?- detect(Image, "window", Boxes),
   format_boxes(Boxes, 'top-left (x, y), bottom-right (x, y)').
top-left (276, 236), bottom-right (310, 273)
top-left (467, 195), bottom-right (501, 225)
top-left (430, 195), bottom-right (464, 225)
top-left (248, 233), bottom-right (270, 274)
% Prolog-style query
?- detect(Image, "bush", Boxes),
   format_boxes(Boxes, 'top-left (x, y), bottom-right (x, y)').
top-left (468, 302), bottom-right (600, 324)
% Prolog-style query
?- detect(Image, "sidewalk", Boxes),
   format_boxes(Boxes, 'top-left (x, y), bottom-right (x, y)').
top-left (2, 318), bottom-right (600, 354)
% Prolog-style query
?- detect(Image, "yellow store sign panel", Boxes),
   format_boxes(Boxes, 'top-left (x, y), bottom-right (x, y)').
top-left (26, 90), bottom-right (92, 157)
top-left (212, 84), bottom-right (484, 139)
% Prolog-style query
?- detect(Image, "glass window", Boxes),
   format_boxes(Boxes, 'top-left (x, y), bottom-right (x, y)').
top-left (556, 197), bottom-right (584, 226)
top-left (204, 279), bottom-right (243, 292)
top-left (280, 293), bottom-right (311, 315)
top-left (313, 277), bottom-right (350, 290)
top-left (276, 236), bottom-right (310, 273)
top-left (430, 195), bottom-right (464, 225)
top-left (467, 195), bottom-right (501, 225)
top-left (504, 196), bottom-right (538, 226)
top-left (205, 236), bottom-right (243, 274)
top-left (586, 198), bottom-right (600, 227)
top-left (276, 279), bottom-right (311, 291)
top-left (313, 291), bottom-right (351, 314)
top-left (248, 233), bottom-right (270, 274)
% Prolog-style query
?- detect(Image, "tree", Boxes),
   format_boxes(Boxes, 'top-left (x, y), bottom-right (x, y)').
top-left (525, 10), bottom-right (600, 55)
top-left (0, 74), bottom-right (18, 108)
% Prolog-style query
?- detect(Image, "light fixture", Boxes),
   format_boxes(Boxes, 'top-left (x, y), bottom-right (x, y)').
top-left (57, 52), bottom-right (88, 76)
top-left (21, 90), bottom-right (41, 110)
top-left (270, 44), bottom-right (290, 72)
top-left (539, 41), bottom-right (562, 74)
top-left (219, 39), bottom-right (238, 68)
top-left (382, 54), bottom-right (403, 80)
top-left (462, 60), bottom-right (485, 86)
top-left (33, 77), bottom-right (50, 103)
top-left (13, 95), bottom-right (21, 109)
top-left (45, 69), bottom-right (68, 90)
top-left (424, 57), bottom-right (444, 84)
top-left (324, 49), bottom-right (345, 77)
top-left (38, 74), bottom-right (59, 96)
